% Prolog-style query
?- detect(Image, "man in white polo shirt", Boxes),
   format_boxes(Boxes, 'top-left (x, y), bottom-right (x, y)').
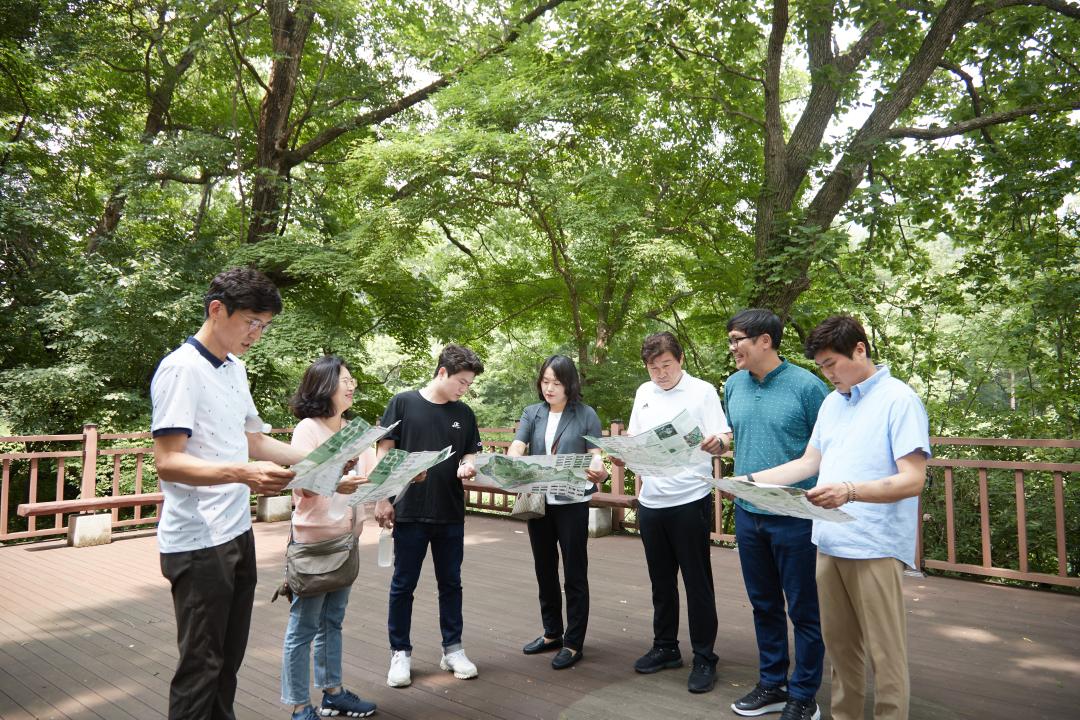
top-left (151, 267), bottom-right (306, 720)
top-left (623, 331), bottom-right (732, 694)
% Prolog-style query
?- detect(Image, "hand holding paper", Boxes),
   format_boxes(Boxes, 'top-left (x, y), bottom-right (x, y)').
top-left (584, 409), bottom-right (713, 476)
top-left (335, 472), bottom-right (368, 495)
top-left (287, 418), bottom-right (398, 496)
top-left (708, 476), bottom-right (854, 522)
top-left (344, 446), bottom-right (454, 506)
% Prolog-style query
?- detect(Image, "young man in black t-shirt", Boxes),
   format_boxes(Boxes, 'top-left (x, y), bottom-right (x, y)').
top-left (374, 344), bottom-right (484, 688)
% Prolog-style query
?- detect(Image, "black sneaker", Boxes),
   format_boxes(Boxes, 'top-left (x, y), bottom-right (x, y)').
top-left (687, 661), bottom-right (716, 693)
top-left (778, 698), bottom-right (820, 720)
top-left (731, 683), bottom-right (789, 716)
top-left (633, 646), bottom-right (683, 674)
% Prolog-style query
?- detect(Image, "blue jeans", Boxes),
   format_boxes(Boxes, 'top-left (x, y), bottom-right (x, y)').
top-left (388, 522), bottom-right (464, 652)
top-left (280, 587), bottom-right (351, 705)
top-left (735, 504), bottom-right (824, 701)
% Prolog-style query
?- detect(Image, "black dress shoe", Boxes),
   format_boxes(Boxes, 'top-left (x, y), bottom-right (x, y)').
top-left (551, 648), bottom-right (582, 670)
top-left (522, 636), bottom-right (563, 655)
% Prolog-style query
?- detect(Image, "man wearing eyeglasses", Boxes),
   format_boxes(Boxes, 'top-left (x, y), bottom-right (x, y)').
top-left (151, 267), bottom-right (308, 720)
top-left (723, 310), bottom-right (828, 720)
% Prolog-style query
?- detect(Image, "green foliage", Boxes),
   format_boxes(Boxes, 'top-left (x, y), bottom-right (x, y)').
top-left (1, 1), bottom-right (1077, 577)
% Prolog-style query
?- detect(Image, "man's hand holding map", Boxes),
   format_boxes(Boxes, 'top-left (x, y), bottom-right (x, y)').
top-left (586, 410), bottom-right (852, 523)
top-left (345, 446), bottom-right (454, 506)
top-left (708, 477), bottom-right (854, 522)
top-left (583, 409), bottom-right (714, 476)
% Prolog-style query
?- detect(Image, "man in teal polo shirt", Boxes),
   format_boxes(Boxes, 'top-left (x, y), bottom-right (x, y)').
top-left (724, 309), bottom-right (827, 720)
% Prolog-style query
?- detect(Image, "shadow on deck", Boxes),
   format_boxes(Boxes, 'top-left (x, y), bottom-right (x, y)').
top-left (0, 514), bottom-right (1077, 719)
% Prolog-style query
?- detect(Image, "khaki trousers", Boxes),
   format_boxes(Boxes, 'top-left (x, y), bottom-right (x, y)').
top-left (816, 554), bottom-right (909, 720)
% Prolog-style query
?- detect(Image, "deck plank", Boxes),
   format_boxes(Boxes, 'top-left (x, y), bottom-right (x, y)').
top-left (0, 514), bottom-right (1077, 719)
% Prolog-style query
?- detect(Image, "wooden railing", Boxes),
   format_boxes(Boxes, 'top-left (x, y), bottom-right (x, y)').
top-left (2, 425), bottom-right (1076, 588)
top-left (921, 436), bottom-right (1080, 588)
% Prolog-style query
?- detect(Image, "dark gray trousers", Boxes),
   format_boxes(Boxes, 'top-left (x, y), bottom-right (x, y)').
top-left (160, 529), bottom-right (256, 720)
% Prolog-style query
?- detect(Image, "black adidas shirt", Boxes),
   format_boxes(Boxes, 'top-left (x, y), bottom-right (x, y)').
top-left (381, 389), bottom-right (483, 523)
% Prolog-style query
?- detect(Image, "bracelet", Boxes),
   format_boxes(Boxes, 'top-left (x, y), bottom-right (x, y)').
top-left (843, 481), bottom-right (857, 504)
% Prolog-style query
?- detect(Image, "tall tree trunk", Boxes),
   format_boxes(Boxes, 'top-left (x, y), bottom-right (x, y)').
top-left (749, 0), bottom-right (976, 317)
top-left (86, 2), bottom-right (224, 254)
top-left (242, 0), bottom-right (570, 245)
top-left (246, 0), bottom-right (315, 244)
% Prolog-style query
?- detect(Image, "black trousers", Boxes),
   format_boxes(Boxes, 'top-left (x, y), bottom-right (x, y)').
top-left (160, 529), bottom-right (257, 720)
top-left (527, 501), bottom-right (590, 651)
top-left (637, 494), bottom-right (719, 666)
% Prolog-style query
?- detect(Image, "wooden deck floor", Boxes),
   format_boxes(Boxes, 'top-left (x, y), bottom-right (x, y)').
top-left (0, 514), bottom-right (1076, 720)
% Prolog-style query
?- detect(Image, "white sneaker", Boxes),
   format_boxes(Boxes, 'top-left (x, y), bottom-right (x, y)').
top-left (439, 649), bottom-right (478, 679)
top-left (387, 650), bottom-right (412, 687)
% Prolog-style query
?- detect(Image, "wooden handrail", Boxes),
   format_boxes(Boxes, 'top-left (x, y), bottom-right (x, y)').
top-left (1, 424), bottom-right (1076, 588)
top-left (931, 436), bottom-right (1080, 448)
top-left (18, 493), bottom-right (165, 517)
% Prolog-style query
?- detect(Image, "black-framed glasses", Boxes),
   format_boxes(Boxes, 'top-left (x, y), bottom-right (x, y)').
top-left (727, 334), bottom-right (760, 349)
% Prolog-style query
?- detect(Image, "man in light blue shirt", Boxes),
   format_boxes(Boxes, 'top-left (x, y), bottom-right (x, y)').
top-left (734, 316), bottom-right (930, 720)
top-left (724, 310), bottom-right (827, 720)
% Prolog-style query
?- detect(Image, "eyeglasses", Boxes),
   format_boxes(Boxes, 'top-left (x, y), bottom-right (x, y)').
top-left (727, 334), bottom-right (759, 349)
top-left (340, 377), bottom-right (358, 389)
top-left (243, 317), bottom-right (273, 333)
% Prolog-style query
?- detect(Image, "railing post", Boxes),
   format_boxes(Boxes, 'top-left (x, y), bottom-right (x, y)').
top-left (609, 421), bottom-right (625, 530)
top-left (916, 495), bottom-right (924, 573)
top-left (80, 424), bottom-right (99, 500)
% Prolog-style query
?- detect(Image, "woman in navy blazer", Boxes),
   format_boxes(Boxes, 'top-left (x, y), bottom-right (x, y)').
top-left (507, 355), bottom-right (607, 670)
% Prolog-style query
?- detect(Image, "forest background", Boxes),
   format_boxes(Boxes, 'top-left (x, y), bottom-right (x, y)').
top-left (3, 0), bottom-right (1077, 574)
top-left (2, 0), bottom-right (1077, 441)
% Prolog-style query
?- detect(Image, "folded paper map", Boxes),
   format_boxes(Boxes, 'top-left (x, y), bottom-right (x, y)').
top-left (287, 418), bottom-right (398, 496)
top-left (584, 409), bottom-right (713, 476)
top-left (345, 446), bottom-right (454, 506)
top-left (472, 453), bottom-right (595, 498)
top-left (708, 477), bottom-right (854, 523)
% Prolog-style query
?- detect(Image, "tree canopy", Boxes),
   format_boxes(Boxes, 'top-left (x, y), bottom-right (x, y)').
top-left (1, 0), bottom-right (1077, 437)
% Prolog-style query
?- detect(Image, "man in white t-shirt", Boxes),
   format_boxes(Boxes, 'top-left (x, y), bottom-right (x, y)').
top-left (621, 332), bottom-right (732, 694)
top-left (151, 268), bottom-right (307, 720)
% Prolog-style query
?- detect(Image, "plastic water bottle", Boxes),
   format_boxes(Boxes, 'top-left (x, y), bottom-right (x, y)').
top-left (377, 527), bottom-right (394, 567)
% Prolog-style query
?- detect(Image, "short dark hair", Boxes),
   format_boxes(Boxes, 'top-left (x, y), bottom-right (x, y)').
top-left (203, 267), bottom-right (282, 318)
top-left (535, 354), bottom-right (583, 404)
top-left (727, 308), bottom-right (783, 349)
top-left (641, 331), bottom-right (684, 364)
top-left (434, 344), bottom-right (484, 378)
top-left (804, 315), bottom-right (873, 360)
top-left (290, 355), bottom-right (350, 420)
